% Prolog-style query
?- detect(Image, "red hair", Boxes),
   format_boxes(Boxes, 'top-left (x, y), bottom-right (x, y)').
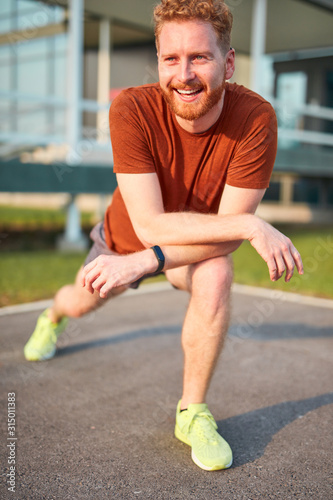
top-left (154, 0), bottom-right (233, 54)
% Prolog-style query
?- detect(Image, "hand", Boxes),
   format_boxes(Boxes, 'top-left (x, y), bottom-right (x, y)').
top-left (81, 251), bottom-right (154, 299)
top-left (248, 218), bottom-right (304, 282)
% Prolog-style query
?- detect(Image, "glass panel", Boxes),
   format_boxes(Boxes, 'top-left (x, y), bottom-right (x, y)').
top-left (53, 109), bottom-right (66, 135)
top-left (17, 0), bottom-right (56, 28)
top-left (0, 18), bottom-right (12, 35)
top-left (0, 101), bottom-right (12, 133)
top-left (0, 62), bottom-right (11, 91)
top-left (276, 72), bottom-right (307, 149)
top-left (0, 45), bottom-right (12, 65)
top-left (16, 36), bottom-right (48, 59)
top-left (17, 0), bottom-right (40, 14)
top-left (54, 6), bottom-right (65, 24)
top-left (17, 104), bottom-right (48, 135)
top-left (17, 58), bottom-right (48, 96)
top-left (55, 32), bottom-right (68, 52)
top-left (0, 0), bottom-right (14, 17)
top-left (53, 53), bottom-right (67, 98)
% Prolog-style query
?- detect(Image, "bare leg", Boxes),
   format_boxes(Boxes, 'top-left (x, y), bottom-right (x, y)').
top-left (48, 265), bottom-right (128, 323)
top-left (166, 255), bottom-right (233, 409)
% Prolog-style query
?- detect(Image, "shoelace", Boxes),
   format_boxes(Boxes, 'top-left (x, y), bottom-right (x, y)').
top-left (185, 411), bottom-right (219, 443)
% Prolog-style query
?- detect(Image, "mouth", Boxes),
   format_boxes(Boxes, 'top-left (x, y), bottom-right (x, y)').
top-left (173, 87), bottom-right (203, 101)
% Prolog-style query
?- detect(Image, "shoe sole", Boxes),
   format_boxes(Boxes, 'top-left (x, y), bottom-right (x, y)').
top-left (24, 346), bottom-right (56, 362)
top-left (175, 424), bottom-right (233, 471)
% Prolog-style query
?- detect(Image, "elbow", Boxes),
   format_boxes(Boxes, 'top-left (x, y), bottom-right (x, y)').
top-left (133, 223), bottom-right (158, 249)
top-left (132, 213), bottom-right (169, 248)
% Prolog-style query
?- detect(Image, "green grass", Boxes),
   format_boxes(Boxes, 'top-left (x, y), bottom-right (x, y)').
top-left (0, 226), bottom-right (332, 307)
top-left (233, 226), bottom-right (333, 299)
top-left (0, 251), bottom-right (86, 307)
top-left (0, 205), bottom-right (94, 230)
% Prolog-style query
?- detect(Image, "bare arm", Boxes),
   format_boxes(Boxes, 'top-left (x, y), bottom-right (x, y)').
top-left (81, 179), bottom-right (303, 297)
top-left (116, 173), bottom-right (254, 246)
top-left (81, 184), bottom-right (261, 297)
top-left (150, 184), bottom-right (266, 269)
top-left (117, 173), bottom-right (303, 280)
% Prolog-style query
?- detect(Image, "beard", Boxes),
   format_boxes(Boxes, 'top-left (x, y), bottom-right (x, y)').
top-left (160, 78), bottom-right (226, 122)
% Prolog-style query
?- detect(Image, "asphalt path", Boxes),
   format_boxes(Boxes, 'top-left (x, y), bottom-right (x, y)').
top-left (1, 283), bottom-right (332, 499)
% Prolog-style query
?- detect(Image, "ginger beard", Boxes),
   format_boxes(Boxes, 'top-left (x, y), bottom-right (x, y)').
top-left (160, 77), bottom-right (227, 122)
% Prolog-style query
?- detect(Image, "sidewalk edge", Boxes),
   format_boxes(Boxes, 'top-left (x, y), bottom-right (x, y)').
top-left (1, 281), bottom-right (333, 317)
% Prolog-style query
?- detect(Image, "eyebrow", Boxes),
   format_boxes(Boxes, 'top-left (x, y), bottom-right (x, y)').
top-left (160, 50), bottom-right (215, 59)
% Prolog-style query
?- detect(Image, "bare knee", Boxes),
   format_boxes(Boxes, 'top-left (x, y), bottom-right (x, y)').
top-left (193, 255), bottom-right (233, 288)
top-left (190, 255), bottom-right (233, 315)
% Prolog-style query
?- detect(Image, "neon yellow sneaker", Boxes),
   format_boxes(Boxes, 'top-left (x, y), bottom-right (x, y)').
top-left (175, 400), bottom-right (233, 471)
top-left (24, 309), bottom-right (68, 361)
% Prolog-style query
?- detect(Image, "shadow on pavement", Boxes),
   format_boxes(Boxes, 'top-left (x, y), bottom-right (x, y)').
top-left (230, 323), bottom-right (333, 341)
top-left (55, 321), bottom-right (333, 359)
top-left (56, 324), bottom-right (182, 357)
top-left (218, 392), bottom-right (333, 467)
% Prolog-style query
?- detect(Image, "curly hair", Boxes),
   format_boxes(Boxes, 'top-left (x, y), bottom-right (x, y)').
top-left (154, 0), bottom-right (233, 54)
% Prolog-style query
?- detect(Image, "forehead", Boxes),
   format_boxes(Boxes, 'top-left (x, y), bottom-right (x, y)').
top-left (158, 20), bottom-right (220, 54)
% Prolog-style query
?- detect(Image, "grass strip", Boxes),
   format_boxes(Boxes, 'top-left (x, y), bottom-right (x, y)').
top-left (233, 229), bottom-right (333, 299)
top-left (0, 205), bottom-right (94, 230)
top-left (0, 227), bottom-right (332, 307)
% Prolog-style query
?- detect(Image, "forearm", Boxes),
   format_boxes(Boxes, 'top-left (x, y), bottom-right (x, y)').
top-left (82, 224), bottom-right (303, 299)
top-left (81, 240), bottom-right (241, 298)
top-left (157, 240), bottom-right (242, 271)
top-left (139, 211), bottom-right (255, 248)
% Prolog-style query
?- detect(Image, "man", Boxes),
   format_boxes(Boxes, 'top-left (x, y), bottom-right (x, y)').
top-left (24, 0), bottom-right (303, 471)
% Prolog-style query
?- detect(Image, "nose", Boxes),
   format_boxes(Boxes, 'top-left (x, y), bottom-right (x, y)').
top-left (177, 58), bottom-right (195, 83)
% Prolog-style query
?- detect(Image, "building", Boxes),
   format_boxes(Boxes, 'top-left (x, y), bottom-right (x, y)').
top-left (0, 0), bottom-right (333, 246)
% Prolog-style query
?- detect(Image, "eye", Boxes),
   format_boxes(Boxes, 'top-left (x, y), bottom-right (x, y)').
top-left (193, 55), bottom-right (206, 62)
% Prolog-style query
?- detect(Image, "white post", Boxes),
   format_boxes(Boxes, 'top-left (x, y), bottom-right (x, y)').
top-left (67, 0), bottom-right (84, 152)
top-left (250, 0), bottom-right (267, 95)
top-left (97, 19), bottom-right (111, 143)
top-left (59, 0), bottom-right (87, 251)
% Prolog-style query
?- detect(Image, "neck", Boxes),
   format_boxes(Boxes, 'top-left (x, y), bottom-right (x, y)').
top-left (175, 90), bottom-right (226, 134)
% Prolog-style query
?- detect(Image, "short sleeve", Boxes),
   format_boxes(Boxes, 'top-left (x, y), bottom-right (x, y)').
top-left (225, 102), bottom-right (278, 189)
top-left (109, 90), bottom-right (156, 174)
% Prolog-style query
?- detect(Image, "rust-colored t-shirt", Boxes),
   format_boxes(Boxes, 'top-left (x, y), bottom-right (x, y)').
top-left (104, 82), bottom-right (277, 254)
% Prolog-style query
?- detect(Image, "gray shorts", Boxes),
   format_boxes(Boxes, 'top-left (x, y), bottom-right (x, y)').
top-left (84, 222), bottom-right (163, 289)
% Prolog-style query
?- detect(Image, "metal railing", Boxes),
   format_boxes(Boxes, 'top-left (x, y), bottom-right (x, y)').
top-left (0, 91), bottom-right (333, 155)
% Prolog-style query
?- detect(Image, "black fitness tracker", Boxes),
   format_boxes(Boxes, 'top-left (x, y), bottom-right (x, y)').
top-left (150, 245), bottom-right (165, 273)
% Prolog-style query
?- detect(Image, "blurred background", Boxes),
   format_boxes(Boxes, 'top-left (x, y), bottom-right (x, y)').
top-left (0, 0), bottom-right (332, 306)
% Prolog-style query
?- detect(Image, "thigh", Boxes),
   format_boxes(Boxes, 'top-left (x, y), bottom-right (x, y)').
top-left (165, 265), bottom-right (192, 292)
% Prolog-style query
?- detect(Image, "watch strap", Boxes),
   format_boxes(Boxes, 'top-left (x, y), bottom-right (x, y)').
top-left (150, 245), bottom-right (165, 273)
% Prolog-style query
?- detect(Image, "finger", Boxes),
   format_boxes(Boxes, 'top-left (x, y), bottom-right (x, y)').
top-left (274, 253), bottom-right (287, 281)
top-left (81, 259), bottom-right (98, 287)
top-left (84, 267), bottom-right (102, 293)
top-left (91, 276), bottom-right (107, 294)
top-left (99, 283), bottom-right (111, 299)
top-left (267, 257), bottom-right (279, 281)
top-left (80, 266), bottom-right (88, 287)
top-left (291, 246), bottom-right (304, 275)
top-left (99, 279), bottom-right (117, 299)
top-left (282, 250), bottom-right (295, 282)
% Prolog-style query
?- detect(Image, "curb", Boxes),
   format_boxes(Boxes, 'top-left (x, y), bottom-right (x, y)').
top-left (232, 283), bottom-right (333, 310)
top-left (1, 281), bottom-right (333, 317)
top-left (0, 282), bottom-right (173, 317)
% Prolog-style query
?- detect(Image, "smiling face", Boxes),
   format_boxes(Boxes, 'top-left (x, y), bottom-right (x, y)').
top-left (158, 20), bottom-right (235, 133)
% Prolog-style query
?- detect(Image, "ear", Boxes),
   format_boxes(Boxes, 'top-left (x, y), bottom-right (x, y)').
top-left (225, 48), bottom-right (235, 80)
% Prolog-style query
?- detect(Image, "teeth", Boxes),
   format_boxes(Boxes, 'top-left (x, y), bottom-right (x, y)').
top-left (177, 89), bottom-right (200, 95)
